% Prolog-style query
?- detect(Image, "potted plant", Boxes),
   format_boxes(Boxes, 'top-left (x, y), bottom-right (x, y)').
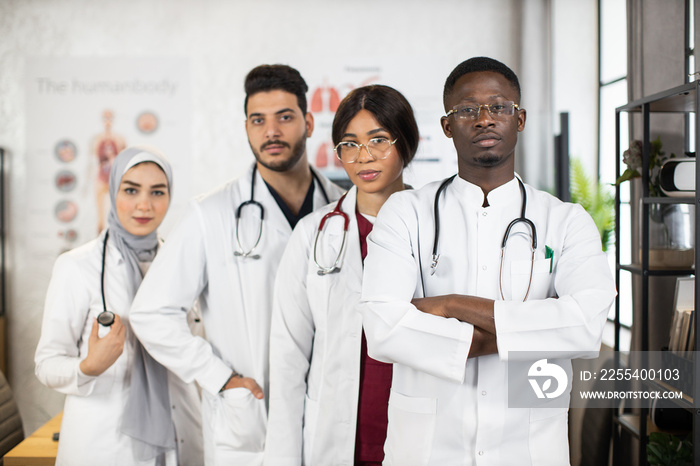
top-left (615, 136), bottom-right (673, 198)
top-left (615, 137), bottom-right (693, 268)
top-left (646, 432), bottom-right (693, 466)
top-left (570, 158), bottom-right (615, 252)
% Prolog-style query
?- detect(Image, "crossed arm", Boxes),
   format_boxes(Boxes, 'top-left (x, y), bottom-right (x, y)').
top-left (362, 194), bottom-right (616, 380)
top-left (412, 295), bottom-right (498, 358)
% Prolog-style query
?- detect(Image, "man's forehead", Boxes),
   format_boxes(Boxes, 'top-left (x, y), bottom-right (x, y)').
top-left (450, 71), bottom-right (518, 102)
top-left (247, 89), bottom-right (301, 115)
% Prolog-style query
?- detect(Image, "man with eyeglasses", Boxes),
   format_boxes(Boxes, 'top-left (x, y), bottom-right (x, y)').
top-left (359, 57), bottom-right (616, 464)
top-left (130, 64), bottom-right (343, 465)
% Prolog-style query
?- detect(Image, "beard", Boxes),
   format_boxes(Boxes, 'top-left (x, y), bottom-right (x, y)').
top-left (250, 132), bottom-right (308, 173)
top-left (473, 153), bottom-right (502, 167)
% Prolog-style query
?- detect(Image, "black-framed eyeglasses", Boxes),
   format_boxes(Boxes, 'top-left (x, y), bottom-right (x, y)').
top-left (445, 101), bottom-right (521, 120)
top-left (334, 137), bottom-right (398, 164)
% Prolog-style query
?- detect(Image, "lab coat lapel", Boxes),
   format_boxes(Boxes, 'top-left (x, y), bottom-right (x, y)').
top-left (310, 166), bottom-right (341, 208)
top-left (254, 166), bottom-right (340, 237)
top-left (251, 167), bottom-right (293, 238)
top-left (345, 219), bottom-right (363, 295)
top-left (104, 238), bottom-right (132, 312)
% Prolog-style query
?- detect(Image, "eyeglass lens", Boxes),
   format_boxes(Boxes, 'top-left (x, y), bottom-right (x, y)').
top-left (451, 102), bottom-right (517, 120)
top-left (335, 139), bottom-right (393, 163)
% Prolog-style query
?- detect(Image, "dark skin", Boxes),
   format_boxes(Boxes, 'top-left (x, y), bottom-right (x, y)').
top-left (411, 295), bottom-right (499, 358)
top-left (412, 71), bottom-right (527, 358)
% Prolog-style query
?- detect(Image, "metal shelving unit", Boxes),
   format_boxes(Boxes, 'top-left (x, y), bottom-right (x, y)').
top-left (612, 81), bottom-right (700, 465)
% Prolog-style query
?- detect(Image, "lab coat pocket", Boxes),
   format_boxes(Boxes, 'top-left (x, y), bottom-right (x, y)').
top-left (302, 395), bottom-right (319, 465)
top-left (85, 329), bottom-right (125, 397)
top-left (384, 390), bottom-right (436, 466)
top-left (528, 407), bottom-right (568, 465)
top-left (216, 387), bottom-right (267, 452)
top-left (510, 259), bottom-right (552, 300)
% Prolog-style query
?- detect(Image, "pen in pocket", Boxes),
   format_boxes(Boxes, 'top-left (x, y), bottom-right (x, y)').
top-left (545, 246), bottom-right (554, 273)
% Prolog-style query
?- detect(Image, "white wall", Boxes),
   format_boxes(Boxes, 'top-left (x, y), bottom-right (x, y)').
top-left (0, 0), bottom-right (599, 433)
top-left (552, 0), bottom-right (600, 179)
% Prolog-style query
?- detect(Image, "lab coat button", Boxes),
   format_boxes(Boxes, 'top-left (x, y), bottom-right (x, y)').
top-left (482, 211), bottom-right (487, 216)
top-left (478, 450), bottom-right (484, 456)
top-left (481, 390), bottom-right (487, 396)
top-left (481, 265), bottom-right (487, 271)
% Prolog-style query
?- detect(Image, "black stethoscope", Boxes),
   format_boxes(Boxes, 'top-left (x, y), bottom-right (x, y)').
top-left (234, 165), bottom-right (331, 259)
top-left (98, 231), bottom-right (116, 327)
top-left (427, 175), bottom-right (537, 301)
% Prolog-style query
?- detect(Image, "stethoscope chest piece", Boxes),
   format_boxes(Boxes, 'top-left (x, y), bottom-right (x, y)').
top-left (97, 310), bottom-right (115, 327)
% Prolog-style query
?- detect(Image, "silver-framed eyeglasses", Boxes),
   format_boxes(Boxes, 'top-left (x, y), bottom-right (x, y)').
top-left (334, 137), bottom-right (398, 164)
top-left (445, 101), bottom-right (521, 120)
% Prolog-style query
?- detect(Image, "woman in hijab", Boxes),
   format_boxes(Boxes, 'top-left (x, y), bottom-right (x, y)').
top-left (35, 146), bottom-right (201, 466)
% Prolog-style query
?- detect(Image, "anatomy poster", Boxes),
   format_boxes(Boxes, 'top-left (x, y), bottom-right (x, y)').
top-left (25, 57), bottom-right (191, 255)
top-left (304, 58), bottom-right (457, 189)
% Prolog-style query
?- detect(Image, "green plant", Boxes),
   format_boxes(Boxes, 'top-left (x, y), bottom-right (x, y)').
top-left (570, 158), bottom-right (615, 252)
top-left (646, 432), bottom-right (693, 466)
top-left (615, 136), bottom-right (676, 197)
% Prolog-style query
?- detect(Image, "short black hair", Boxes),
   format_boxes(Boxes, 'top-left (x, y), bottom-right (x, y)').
top-left (443, 57), bottom-right (521, 107)
top-left (332, 85), bottom-right (419, 168)
top-left (244, 64), bottom-right (309, 115)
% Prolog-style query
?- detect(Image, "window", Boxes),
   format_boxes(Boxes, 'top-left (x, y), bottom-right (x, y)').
top-left (598, 0), bottom-right (631, 329)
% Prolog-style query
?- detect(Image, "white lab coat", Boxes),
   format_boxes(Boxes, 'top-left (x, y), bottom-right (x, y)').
top-left (34, 232), bottom-right (204, 466)
top-left (359, 176), bottom-right (617, 466)
top-left (130, 163), bottom-right (343, 465)
top-left (265, 187), bottom-right (365, 466)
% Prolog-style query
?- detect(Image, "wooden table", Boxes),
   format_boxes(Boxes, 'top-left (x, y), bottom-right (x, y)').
top-left (4, 412), bottom-right (61, 466)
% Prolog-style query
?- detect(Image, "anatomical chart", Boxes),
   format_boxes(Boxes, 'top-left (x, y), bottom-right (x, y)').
top-left (25, 57), bottom-right (191, 256)
top-left (304, 59), bottom-right (457, 190)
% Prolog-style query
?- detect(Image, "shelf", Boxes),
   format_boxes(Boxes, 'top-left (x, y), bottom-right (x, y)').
top-left (617, 264), bottom-right (695, 276)
top-left (640, 196), bottom-right (697, 205)
top-left (645, 379), bottom-right (695, 410)
top-left (614, 75), bottom-right (700, 464)
top-left (615, 413), bottom-right (641, 437)
top-left (615, 413), bottom-right (691, 438)
top-left (617, 81), bottom-right (699, 113)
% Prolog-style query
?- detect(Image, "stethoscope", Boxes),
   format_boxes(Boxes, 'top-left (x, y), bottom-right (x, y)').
top-left (313, 191), bottom-right (350, 275)
top-left (427, 175), bottom-right (537, 301)
top-left (234, 165), bottom-right (331, 259)
top-left (98, 231), bottom-right (116, 327)
top-left (98, 231), bottom-right (200, 327)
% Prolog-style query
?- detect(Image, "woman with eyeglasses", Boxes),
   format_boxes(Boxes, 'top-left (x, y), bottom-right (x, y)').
top-left (264, 85), bottom-right (419, 465)
top-left (35, 147), bottom-right (203, 466)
